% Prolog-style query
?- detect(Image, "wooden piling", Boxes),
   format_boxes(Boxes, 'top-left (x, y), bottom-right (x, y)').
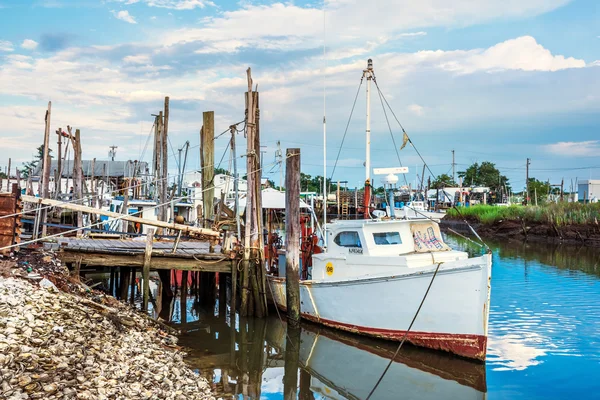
top-left (120, 267), bottom-right (131, 300)
top-left (161, 97), bottom-right (169, 224)
top-left (129, 268), bottom-right (136, 304)
top-left (285, 148), bottom-right (301, 324)
top-left (142, 228), bottom-right (154, 312)
top-left (41, 101), bottom-right (51, 236)
top-left (201, 111), bottom-right (215, 228)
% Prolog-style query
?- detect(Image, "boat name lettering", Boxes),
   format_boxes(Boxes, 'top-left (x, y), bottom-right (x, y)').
top-left (348, 248), bottom-right (363, 254)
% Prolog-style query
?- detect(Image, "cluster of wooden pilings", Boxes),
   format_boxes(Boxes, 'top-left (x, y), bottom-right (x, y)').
top-left (3, 66), bottom-right (306, 329)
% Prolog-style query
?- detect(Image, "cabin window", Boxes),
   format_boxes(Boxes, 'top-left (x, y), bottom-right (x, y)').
top-left (373, 232), bottom-right (402, 245)
top-left (334, 231), bottom-right (362, 248)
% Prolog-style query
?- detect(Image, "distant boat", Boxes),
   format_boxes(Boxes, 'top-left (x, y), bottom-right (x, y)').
top-left (266, 318), bottom-right (487, 399)
top-left (386, 200), bottom-right (446, 220)
top-left (267, 59), bottom-right (492, 361)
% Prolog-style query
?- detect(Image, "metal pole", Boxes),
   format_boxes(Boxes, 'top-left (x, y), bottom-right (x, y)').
top-left (177, 147), bottom-right (182, 197)
top-left (365, 59), bottom-right (372, 182)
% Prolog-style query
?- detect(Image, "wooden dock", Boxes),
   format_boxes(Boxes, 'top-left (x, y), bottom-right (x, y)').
top-left (57, 238), bottom-right (234, 273)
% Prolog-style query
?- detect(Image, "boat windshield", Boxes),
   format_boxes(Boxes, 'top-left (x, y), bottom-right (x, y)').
top-left (373, 232), bottom-right (402, 245)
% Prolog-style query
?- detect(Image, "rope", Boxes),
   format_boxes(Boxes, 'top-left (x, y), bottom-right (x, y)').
top-left (329, 77), bottom-right (364, 181)
top-left (365, 262), bottom-right (443, 400)
top-left (374, 80), bottom-right (409, 187)
top-left (372, 76), bottom-right (489, 251)
top-left (0, 158), bottom-right (281, 252)
top-left (0, 153), bottom-right (249, 221)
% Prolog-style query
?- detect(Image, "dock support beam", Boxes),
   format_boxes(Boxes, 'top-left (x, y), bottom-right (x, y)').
top-left (285, 148), bottom-right (301, 325)
top-left (142, 229), bottom-right (154, 312)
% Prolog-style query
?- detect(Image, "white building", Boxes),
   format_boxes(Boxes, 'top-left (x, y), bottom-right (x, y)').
top-left (578, 180), bottom-right (600, 203)
top-left (183, 172), bottom-right (247, 201)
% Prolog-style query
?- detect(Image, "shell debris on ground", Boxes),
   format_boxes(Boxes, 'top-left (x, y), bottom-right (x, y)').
top-left (0, 274), bottom-right (215, 400)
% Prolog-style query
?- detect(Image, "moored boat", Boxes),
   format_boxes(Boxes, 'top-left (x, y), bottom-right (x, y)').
top-left (267, 58), bottom-right (492, 361)
top-left (268, 218), bottom-right (491, 360)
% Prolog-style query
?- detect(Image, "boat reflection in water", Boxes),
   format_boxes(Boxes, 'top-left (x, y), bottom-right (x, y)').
top-left (178, 299), bottom-right (486, 400)
top-left (267, 318), bottom-right (486, 400)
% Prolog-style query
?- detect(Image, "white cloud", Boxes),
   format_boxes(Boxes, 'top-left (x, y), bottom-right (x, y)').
top-left (408, 104), bottom-right (425, 116)
top-left (543, 141), bottom-right (600, 157)
top-left (21, 39), bottom-right (39, 50)
top-left (442, 36), bottom-right (586, 73)
top-left (0, 40), bottom-right (14, 52)
top-left (111, 10), bottom-right (137, 24)
top-left (123, 54), bottom-right (151, 64)
top-left (117, 0), bottom-right (213, 9)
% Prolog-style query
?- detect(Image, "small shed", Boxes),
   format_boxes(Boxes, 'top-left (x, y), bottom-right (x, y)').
top-left (578, 180), bottom-right (600, 203)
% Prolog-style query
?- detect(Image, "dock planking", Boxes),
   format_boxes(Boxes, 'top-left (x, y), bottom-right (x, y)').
top-left (57, 238), bottom-right (234, 273)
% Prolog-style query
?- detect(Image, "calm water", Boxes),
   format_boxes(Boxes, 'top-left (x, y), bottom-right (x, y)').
top-left (126, 236), bottom-right (600, 399)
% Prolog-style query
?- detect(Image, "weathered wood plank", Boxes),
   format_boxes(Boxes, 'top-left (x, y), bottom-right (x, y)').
top-left (22, 195), bottom-right (220, 238)
top-left (59, 252), bottom-right (233, 273)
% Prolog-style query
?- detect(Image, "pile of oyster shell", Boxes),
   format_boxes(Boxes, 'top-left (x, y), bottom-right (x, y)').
top-left (0, 277), bottom-right (214, 400)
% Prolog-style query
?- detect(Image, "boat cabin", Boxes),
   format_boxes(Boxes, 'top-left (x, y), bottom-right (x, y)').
top-left (311, 219), bottom-right (469, 280)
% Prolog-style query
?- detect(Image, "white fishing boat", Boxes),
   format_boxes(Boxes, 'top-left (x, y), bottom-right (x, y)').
top-left (267, 59), bottom-right (492, 361)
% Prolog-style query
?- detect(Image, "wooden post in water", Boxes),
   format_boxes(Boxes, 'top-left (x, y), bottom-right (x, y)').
top-left (120, 267), bottom-right (131, 300)
top-left (41, 101), bottom-right (52, 236)
top-left (285, 148), bottom-right (301, 325)
top-left (201, 111), bottom-right (215, 228)
top-left (283, 325), bottom-right (301, 400)
top-left (181, 270), bottom-right (188, 324)
top-left (299, 369), bottom-right (314, 400)
top-left (142, 228), bottom-right (154, 312)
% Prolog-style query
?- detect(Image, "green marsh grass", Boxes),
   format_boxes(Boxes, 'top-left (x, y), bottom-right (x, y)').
top-left (446, 203), bottom-right (600, 226)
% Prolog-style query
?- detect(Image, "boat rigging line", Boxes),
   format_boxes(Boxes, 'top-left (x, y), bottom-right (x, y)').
top-left (371, 75), bottom-right (489, 250)
top-left (329, 77), bottom-right (364, 182)
top-left (365, 262), bottom-right (443, 400)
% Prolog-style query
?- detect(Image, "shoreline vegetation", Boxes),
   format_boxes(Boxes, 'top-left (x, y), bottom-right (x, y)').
top-left (0, 248), bottom-right (214, 400)
top-left (443, 203), bottom-right (600, 247)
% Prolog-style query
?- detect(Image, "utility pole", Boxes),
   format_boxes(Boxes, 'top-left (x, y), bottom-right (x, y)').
top-left (525, 158), bottom-right (531, 205)
top-left (275, 141), bottom-right (283, 190)
top-left (452, 149), bottom-right (456, 183)
top-left (109, 145), bottom-right (118, 161)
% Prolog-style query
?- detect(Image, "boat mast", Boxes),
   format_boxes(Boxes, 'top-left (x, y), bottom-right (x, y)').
top-left (363, 59), bottom-right (374, 218)
top-left (364, 59), bottom-right (373, 182)
top-left (322, 2), bottom-right (327, 244)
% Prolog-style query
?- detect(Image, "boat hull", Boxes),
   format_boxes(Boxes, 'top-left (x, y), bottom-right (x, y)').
top-left (268, 254), bottom-right (492, 361)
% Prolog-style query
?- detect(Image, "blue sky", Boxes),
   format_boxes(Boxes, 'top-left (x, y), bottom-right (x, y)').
top-left (0, 0), bottom-right (598, 191)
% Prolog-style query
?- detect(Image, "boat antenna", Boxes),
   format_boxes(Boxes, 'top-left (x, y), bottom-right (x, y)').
top-left (322, 0), bottom-right (327, 246)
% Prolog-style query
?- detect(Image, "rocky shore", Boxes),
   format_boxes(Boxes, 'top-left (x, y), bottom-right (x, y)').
top-left (0, 248), bottom-right (214, 400)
